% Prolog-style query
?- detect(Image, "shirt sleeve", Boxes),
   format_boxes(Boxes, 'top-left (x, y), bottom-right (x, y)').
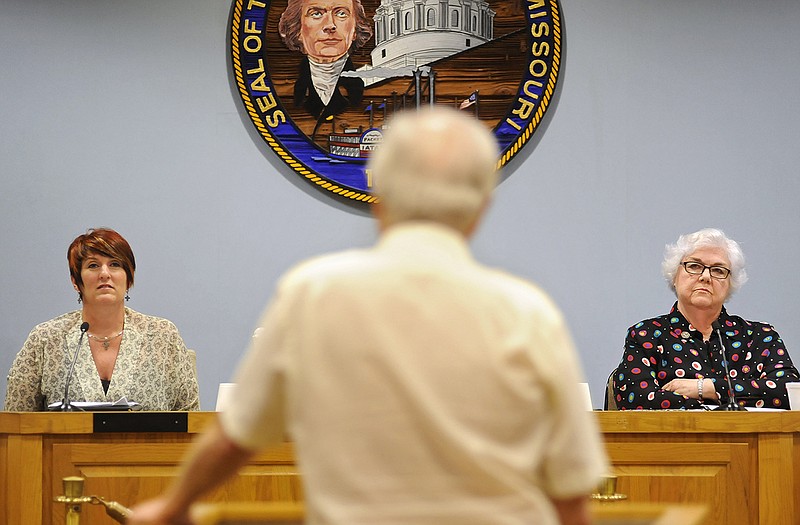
top-left (166, 322), bottom-right (200, 411)
top-left (4, 328), bottom-right (46, 411)
top-left (534, 307), bottom-right (609, 498)
top-left (614, 323), bottom-right (702, 410)
top-left (219, 288), bottom-right (293, 451)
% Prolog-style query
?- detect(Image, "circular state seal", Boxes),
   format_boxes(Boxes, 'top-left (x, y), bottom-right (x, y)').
top-left (230, 0), bottom-right (562, 203)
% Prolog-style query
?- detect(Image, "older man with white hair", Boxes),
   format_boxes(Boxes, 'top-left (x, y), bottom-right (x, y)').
top-left (129, 107), bottom-right (607, 525)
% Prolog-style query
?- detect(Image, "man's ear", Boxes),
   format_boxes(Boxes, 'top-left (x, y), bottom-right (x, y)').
top-left (463, 197), bottom-right (491, 238)
top-left (370, 200), bottom-right (388, 232)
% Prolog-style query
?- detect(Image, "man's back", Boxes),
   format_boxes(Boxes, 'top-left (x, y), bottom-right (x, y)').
top-left (127, 107), bottom-right (606, 525)
top-left (234, 223), bottom-right (606, 525)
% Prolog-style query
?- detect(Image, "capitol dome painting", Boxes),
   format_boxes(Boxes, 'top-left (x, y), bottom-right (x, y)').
top-left (369, 0), bottom-right (495, 72)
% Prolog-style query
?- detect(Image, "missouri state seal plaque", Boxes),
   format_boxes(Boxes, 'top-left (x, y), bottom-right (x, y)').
top-left (230, 0), bottom-right (563, 203)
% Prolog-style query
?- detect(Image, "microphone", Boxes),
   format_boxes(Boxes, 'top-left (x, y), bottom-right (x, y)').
top-left (712, 320), bottom-right (745, 411)
top-left (60, 322), bottom-right (90, 412)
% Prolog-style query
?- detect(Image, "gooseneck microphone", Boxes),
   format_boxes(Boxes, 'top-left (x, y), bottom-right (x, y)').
top-left (60, 322), bottom-right (90, 412)
top-left (712, 320), bottom-right (745, 411)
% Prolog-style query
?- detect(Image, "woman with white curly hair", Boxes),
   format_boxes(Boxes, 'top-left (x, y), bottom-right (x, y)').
top-left (612, 228), bottom-right (799, 410)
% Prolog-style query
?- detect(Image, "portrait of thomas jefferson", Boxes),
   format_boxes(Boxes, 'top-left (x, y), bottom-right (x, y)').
top-left (278, 0), bottom-right (373, 122)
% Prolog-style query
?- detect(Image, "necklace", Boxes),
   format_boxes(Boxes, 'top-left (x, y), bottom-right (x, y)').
top-left (87, 330), bottom-right (124, 350)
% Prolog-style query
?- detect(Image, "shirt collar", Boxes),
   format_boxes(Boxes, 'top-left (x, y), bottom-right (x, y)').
top-left (377, 222), bottom-right (473, 265)
top-left (668, 301), bottom-right (731, 334)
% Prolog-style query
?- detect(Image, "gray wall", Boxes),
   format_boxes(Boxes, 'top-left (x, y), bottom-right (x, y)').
top-left (2, 0), bottom-right (799, 410)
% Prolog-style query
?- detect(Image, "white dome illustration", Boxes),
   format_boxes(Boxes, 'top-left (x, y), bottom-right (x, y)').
top-left (370, 0), bottom-right (495, 70)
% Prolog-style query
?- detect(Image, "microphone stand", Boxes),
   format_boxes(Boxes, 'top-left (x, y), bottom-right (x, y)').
top-left (60, 322), bottom-right (90, 412)
top-left (715, 324), bottom-right (745, 411)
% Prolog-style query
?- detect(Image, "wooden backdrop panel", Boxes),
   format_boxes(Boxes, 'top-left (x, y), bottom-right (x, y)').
top-left (606, 441), bottom-right (751, 525)
top-left (3, 412), bottom-right (800, 525)
top-left (48, 441), bottom-right (301, 525)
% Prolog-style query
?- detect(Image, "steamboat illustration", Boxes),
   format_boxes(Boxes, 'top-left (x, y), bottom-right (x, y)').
top-left (314, 0), bottom-right (494, 164)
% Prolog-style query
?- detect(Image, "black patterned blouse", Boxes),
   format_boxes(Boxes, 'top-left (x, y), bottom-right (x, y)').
top-left (613, 303), bottom-right (800, 410)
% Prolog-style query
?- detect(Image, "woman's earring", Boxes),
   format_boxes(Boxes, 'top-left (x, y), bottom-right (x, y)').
top-left (77, 293), bottom-right (82, 304)
top-left (125, 290), bottom-right (130, 301)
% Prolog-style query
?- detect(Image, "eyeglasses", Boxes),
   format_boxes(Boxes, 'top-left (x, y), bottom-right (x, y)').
top-left (681, 261), bottom-right (731, 280)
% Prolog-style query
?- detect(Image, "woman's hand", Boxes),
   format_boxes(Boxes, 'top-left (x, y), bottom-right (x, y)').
top-left (661, 378), bottom-right (717, 401)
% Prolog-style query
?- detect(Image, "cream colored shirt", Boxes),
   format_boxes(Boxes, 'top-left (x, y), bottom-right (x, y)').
top-left (222, 222), bottom-right (607, 525)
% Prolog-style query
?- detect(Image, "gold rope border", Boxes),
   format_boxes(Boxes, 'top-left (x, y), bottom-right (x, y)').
top-left (498, 0), bottom-right (562, 169)
top-left (230, 1), bottom-right (377, 203)
top-left (230, 0), bottom-right (562, 202)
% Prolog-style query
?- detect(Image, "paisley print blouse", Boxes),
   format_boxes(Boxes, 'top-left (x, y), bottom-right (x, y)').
top-left (613, 303), bottom-right (800, 410)
top-left (4, 308), bottom-right (200, 411)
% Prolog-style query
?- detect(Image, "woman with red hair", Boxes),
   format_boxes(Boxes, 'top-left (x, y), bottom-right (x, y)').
top-left (4, 228), bottom-right (199, 411)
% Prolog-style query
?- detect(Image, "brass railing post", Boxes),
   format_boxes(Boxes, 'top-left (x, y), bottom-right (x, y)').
top-left (54, 476), bottom-right (132, 523)
top-left (591, 474), bottom-right (628, 502)
top-left (55, 476), bottom-right (91, 525)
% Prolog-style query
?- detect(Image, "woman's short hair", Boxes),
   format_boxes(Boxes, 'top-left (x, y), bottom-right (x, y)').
top-left (68, 228), bottom-right (136, 295)
top-left (662, 228), bottom-right (748, 296)
top-left (370, 107), bottom-right (499, 232)
top-left (279, 0), bottom-right (373, 53)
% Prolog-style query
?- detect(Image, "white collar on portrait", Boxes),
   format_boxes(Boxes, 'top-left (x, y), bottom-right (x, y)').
top-left (308, 55), bottom-right (349, 107)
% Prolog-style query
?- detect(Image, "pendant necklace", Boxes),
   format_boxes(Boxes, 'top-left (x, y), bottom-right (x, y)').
top-left (87, 330), bottom-right (124, 350)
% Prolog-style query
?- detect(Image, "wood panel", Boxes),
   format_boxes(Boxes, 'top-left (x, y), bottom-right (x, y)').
top-left (48, 441), bottom-right (301, 525)
top-left (0, 430), bottom-right (6, 525)
top-left (592, 502), bottom-right (707, 525)
top-left (597, 411), bottom-right (800, 525)
top-left (605, 441), bottom-right (751, 525)
top-left (6, 434), bottom-right (44, 525)
top-left (757, 433), bottom-right (795, 525)
top-left (188, 501), bottom-right (708, 525)
top-left (2, 412), bottom-right (800, 525)
top-left (193, 501), bottom-right (304, 525)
